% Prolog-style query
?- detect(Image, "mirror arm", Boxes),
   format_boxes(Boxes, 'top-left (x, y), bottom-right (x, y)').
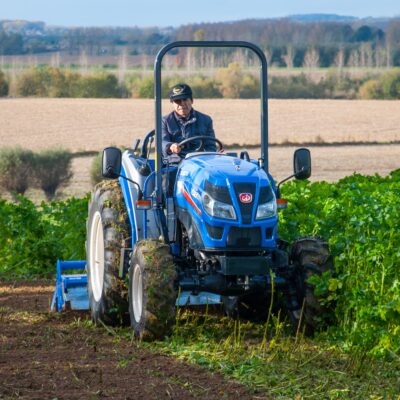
top-left (113, 169), bottom-right (143, 200)
top-left (276, 167), bottom-right (305, 197)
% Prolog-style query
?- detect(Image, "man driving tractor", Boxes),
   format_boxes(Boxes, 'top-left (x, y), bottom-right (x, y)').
top-left (162, 83), bottom-right (217, 165)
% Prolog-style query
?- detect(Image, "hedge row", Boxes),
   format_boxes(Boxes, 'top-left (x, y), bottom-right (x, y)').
top-left (2, 66), bottom-right (400, 99)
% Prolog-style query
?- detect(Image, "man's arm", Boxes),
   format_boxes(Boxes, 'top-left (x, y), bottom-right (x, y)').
top-left (162, 117), bottom-right (174, 157)
top-left (204, 116), bottom-right (217, 152)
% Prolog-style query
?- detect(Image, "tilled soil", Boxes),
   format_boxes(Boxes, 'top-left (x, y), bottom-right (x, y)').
top-left (0, 281), bottom-right (256, 400)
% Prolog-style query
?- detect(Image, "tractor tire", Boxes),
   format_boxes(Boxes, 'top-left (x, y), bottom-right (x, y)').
top-left (289, 237), bottom-right (334, 335)
top-left (86, 180), bottom-right (130, 325)
top-left (129, 239), bottom-right (177, 340)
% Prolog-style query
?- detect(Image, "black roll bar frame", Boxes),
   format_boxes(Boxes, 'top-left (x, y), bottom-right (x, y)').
top-left (154, 41), bottom-right (269, 205)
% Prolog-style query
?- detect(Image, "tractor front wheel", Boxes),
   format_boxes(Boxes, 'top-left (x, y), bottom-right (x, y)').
top-left (129, 239), bottom-right (177, 340)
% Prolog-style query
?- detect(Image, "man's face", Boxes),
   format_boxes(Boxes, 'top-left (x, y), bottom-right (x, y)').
top-left (172, 98), bottom-right (193, 118)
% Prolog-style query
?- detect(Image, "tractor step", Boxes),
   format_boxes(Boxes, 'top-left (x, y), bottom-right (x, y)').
top-left (51, 260), bottom-right (89, 312)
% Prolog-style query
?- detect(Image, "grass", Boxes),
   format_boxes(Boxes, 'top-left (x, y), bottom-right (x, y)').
top-left (2, 284), bottom-right (399, 398)
top-left (102, 309), bottom-right (400, 399)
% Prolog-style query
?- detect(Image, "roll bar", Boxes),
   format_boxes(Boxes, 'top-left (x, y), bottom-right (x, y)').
top-left (154, 41), bottom-right (269, 205)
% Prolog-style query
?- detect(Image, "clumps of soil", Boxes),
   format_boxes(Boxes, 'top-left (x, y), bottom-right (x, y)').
top-left (0, 281), bottom-right (255, 399)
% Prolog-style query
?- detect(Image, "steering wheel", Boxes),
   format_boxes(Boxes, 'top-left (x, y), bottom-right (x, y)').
top-left (177, 136), bottom-right (224, 154)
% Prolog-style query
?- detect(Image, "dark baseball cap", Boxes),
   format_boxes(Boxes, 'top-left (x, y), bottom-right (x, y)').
top-left (169, 83), bottom-right (193, 101)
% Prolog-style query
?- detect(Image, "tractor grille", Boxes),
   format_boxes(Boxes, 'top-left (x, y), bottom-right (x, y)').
top-left (227, 227), bottom-right (261, 248)
top-left (233, 182), bottom-right (256, 224)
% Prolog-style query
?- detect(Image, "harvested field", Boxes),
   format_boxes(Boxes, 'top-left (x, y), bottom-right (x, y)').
top-left (1, 99), bottom-right (400, 151)
top-left (0, 98), bottom-right (399, 200)
top-left (61, 144), bottom-right (400, 199)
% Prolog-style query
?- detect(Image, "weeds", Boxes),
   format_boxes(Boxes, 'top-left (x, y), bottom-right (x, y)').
top-left (152, 312), bottom-right (400, 398)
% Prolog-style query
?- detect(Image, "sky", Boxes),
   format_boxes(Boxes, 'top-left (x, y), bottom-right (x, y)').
top-left (1, 0), bottom-right (400, 27)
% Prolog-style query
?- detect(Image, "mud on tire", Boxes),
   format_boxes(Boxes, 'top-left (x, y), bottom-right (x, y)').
top-left (129, 239), bottom-right (177, 340)
top-left (86, 180), bottom-right (130, 325)
top-left (290, 237), bottom-right (334, 335)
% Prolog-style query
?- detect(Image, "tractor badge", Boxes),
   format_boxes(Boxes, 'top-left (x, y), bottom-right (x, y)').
top-left (239, 193), bottom-right (252, 203)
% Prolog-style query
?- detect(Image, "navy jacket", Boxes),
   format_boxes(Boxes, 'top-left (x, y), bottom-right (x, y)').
top-left (162, 109), bottom-right (216, 164)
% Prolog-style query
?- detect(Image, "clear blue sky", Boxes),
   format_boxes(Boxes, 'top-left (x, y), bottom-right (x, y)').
top-left (1, 0), bottom-right (400, 27)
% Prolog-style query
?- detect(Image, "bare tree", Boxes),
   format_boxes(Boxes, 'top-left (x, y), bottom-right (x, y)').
top-left (51, 52), bottom-right (61, 68)
top-left (303, 48), bottom-right (320, 69)
top-left (386, 42), bottom-right (392, 68)
top-left (264, 48), bottom-right (272, 67)
top-left (347, 50), bottom-right (360, 68)
top-left (79, 48), bottom-right (88, 75)
top-left (118, 47), bottom-right (128, 83)
top-left (359, 43), bottom-right (373, 68)
top-left (283, 45), bottom-right (294, 68)
top-left (375, 45), bottom-right (386, 68)
top-left (334, 48), bottom-right (345, 69)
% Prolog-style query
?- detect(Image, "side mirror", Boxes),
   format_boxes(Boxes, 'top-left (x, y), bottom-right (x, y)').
top-left (293, 148), bottom-right (311, 180)
top-left (102, 147), bottom-right (122, 179)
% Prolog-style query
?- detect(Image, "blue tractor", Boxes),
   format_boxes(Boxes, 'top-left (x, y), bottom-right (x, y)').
top-left (85, 41), bottom-right (333, 339)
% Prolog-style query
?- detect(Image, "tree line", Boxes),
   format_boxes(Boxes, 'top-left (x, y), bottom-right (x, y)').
top-left (1, 17), bottom-right (400, 67)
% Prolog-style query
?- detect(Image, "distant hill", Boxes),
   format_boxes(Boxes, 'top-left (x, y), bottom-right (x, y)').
top-left (288, 14), bottom-right (358, 23)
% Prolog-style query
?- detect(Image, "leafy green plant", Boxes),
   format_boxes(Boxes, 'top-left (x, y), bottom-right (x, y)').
top-left (0, 195), bottom-right (88, 279)
top-left (1, 167), bottom-right (399, 364)
top-left (279, 172), bottom-right (400, 358)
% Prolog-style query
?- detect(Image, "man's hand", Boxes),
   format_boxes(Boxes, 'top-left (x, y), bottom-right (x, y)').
top-left (170, 143), bottom-right (182, 154)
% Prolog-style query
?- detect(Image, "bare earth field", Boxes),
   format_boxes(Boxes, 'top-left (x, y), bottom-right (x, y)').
top-left (0, 98), bottom-right (399, 198)
top-left (62, 144), bottom-right (400, 199)
top-left (1, 98), bottom-right (400, 150)
top-left (0, 281), bottom-right (255, 400)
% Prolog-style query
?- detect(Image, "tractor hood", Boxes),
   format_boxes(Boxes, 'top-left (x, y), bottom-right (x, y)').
top-left (174, 153), bottom-right (277, 251)
top-left (178, 153), bottom-right (268, 187)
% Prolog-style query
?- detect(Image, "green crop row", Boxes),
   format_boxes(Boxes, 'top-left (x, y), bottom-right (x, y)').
top-left (0, 195), bottom-right (88, 278)
top-left (279, 170), bottom-right (400, 357)
top-left (0, 170), bottom-right (399, 358)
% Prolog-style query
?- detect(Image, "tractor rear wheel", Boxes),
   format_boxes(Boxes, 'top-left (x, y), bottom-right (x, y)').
top-left (86, 180), bottom-right (130, 325)
top-left (129, 239), bottom-right (177, 340)
top-left (289, 237), bottom-right (334, 335)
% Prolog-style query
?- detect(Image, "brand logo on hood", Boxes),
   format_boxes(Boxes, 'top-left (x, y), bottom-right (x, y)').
top-left (239, 193), bottom-right (252, 203)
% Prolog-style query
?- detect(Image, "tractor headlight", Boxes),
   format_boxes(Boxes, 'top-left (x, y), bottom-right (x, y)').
top-left (202, 193), bottom-right (236, 220)
top-left (256, 201), bottom-right (277, 219)
top-left (256, 187), bottom-right (277, 220)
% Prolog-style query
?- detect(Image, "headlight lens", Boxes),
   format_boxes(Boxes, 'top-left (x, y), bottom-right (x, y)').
top-left (202, 193), bottom-right (236, 220)
top-left (256, 187), bottom-right (277, 220)
top-left (256, 201), bottom-right (277, 219)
